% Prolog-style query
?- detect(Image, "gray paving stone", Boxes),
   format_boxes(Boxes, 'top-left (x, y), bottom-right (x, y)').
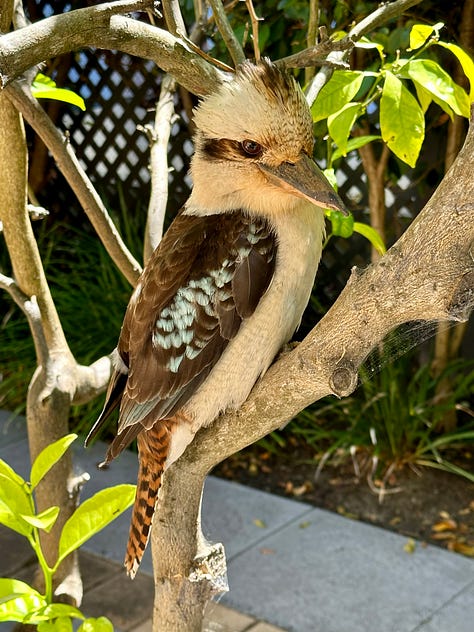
top-left (222, 507), bottom-right (474, 632)
top-left (412, 580), bottom-right (474, 632)
top-left (201, 477), bottom-right (312, 560)
top-left (0, 410), bottom-right (27, 447)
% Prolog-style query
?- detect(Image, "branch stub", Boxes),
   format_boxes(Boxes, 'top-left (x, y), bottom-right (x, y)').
top-left (329, 360), bottom-right (358, 397)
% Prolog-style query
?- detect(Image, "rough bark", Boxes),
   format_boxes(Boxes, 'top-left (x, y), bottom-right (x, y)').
top-left (150, 110), bottom-right (474, 630)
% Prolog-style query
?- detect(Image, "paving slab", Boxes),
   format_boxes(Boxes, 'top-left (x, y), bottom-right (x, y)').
top-left (222, 506), bottom-right (474, 632)
top-left (1, 412), bottom-right (474, 632)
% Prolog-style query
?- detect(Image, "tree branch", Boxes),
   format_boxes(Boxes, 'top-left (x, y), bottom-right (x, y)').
top-left (5, 80), bottom-right (142, 286)
top-left (143, 73), bottom-right (177, 263)
top-left (0, 8), bottom-right (226, 96)
top-left (207, 0), bottom-right (245, 66)
top-left (0, 273), bottom-right (48, 365)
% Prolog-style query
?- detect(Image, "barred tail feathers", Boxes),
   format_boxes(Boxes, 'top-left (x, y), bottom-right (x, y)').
top-left (124, 421), bottom-right (176, 578)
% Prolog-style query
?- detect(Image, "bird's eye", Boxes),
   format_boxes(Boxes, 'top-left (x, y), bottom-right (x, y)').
top-left (241, 139), bottom-right (263, 157)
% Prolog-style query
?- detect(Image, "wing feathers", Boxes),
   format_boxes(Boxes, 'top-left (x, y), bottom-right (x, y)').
top-left (95, 210), bottom-right (277, 456)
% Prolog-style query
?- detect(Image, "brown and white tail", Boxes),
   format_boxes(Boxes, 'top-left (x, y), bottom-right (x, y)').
top-left (124, 421), bottom-right (175, 578)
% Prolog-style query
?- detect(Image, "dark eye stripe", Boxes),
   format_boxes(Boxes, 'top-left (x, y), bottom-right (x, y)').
top-left (202, 138), bottom-right (263, 162)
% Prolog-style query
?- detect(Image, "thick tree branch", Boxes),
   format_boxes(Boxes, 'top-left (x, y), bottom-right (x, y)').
top-left (0, 7), bottom-right (226, 96)
top-left (5, 80), bottom-right (142, 285)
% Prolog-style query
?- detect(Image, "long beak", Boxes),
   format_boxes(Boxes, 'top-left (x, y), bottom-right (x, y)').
top-left (259, 153), bottom-right (348, 214)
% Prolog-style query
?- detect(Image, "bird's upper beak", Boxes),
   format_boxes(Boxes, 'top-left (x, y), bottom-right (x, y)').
top-left (259, 153), bottom-right (348, 214)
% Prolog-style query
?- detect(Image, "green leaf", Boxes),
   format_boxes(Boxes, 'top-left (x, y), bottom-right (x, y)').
top-left (311, 71), bottom-right (365, 122)
top-left (78, 617), bottom-right (114, 632)
top-left (38, 618), bottom-right (74, 632)
top-left (0, 580), bottom-right (46, 623)
top-left (436, 41), bottom-right (474, 100)
top-left (32, 73), bottom-right (86, 111)
top-left (380, 71), bottom-right (425, 167)
top-left (21, 506), bottom-right (60, 533)
top-left (409, 22), bottom-right (443, 50)
top-left (57, 484), bottom-right (135, 565)
top-left (332, 135), bottom-right (381, 162)
top-left (353, 222), bottom-right (386, 255)
top-left (414, 82), bottom-right (433, 114)
top-left (34, 603), bottom-right (85, 623)
top-left (0, 474), bottom-right (34, 537)
top-left (30, 434), bottom-right (77, 490)
top-left (0, 459), bottom-right (26, 487)
top-left (354, 36), bottom-right (384, 53)
top-left (326, 210), bottom-right (354, 238)
top-left (402, 59), bottom-right (470, 118)
top-left (327, 102), bottom-right (362, 157)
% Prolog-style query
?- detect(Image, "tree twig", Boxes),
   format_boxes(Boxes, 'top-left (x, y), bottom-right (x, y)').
top-left (305, 0), bottom-right (320, 84)
top-left (5, 79), bottom-right (142, 286)
top-left (162, 0), bottom-right (187, 36)
top-left (245, 0), bottom-right (262, 62)
top-left (207, 0), bottom-right (246, 66)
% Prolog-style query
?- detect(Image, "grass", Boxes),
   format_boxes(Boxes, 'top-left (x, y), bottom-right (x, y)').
top-left (285, 346), bottom-right (474, 488)
top-left (0, 196), bottom-right (146, 436)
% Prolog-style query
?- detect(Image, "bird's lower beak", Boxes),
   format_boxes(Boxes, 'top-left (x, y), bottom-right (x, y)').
top-left (259, 153), bottom-right (348, 214)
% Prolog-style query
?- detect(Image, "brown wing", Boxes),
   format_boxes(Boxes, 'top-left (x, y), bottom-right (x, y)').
top-left (87, 210), bottom-right (276, 457)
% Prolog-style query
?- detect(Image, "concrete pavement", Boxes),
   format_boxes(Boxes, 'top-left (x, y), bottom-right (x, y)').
top-left (1, 410), bottom-right (473, 631)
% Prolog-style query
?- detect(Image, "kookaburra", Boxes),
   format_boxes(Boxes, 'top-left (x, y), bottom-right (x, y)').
top-left (86, 59), bottom-right (346, 578)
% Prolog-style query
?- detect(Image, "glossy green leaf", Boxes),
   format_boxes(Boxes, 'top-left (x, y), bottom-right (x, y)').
top-left (328, 102), bottom-right (362, 156)
top-left (34, 603), bottom-right (85, 624)
top-left (326, 210), bottom-right (354, 238)
top-left (409, 22), bottom-right (443, 50)
top-left (78, 617), bottom-right (114, 632)
top-left (353, 222), bottom-right (386, 255)
top-left (0, 580), bottom-right (46, 623)
top-left (380, 71), bottom-right (425, 167)
top-left (0, 458), bottom-right (25, 487)
top-left (38, 618), bottom-right (74, 632)
top-left (414, 82), bottom-right (433, 114)
top-left (311, 71), bottom-right (365, 122)
top-left (57, 484), bottom-right (135, 565)
top-left (32, 74), bottom-right (86, 111)
top-left (21, 505), bottom-right (60, 533)
top-left (354, 36), bottom-right (384, 53)
top-left (402, 59), bottom-right (470, 118)
top-left (30, 434), bottom-right (77, 490)
top-left (332, 135), bottom-right (381, 162)
top-left (436, 41), bottom-right (474, 100)
top-left (0, 474), bottom-right (34, 537)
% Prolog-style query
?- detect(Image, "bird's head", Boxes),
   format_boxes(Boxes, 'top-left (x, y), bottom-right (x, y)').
top-left (188, 59), bottom-right (346, 217)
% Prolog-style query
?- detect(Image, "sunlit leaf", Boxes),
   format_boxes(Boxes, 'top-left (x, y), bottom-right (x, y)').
top-left (401, 59), bottom-right (470, 118)
top-left (32, 73), bottom-right (86, 111)
top-left (78, 617), bottom-right (114, 632)
top-left (413, 81), bottom-right (433, 114)
top-left (30, 434), bottom-right (77, 490)
top-left (353, 222), bottom-right (386, 255)
top-left (332, 135), bottom-right (381, 162)
top-left (326, 210), bottom-right (354, 238)
top-left (34, 603), bottom-right (85, 623)
top-left (0, 459), bottom-right (25, 487)
top-left (436, 41), bottom-right (474, 100)
top-left (57, 484), bottom-right (135, 565)
top-left (21, 506), bottom-right (60, 533)
top-left (380, 71), bottom-right (425, 167)
top-left (0, 580), bottom-right (46, 623)
top-left (311, 71), bottom-right (365, 122)
top-left (409, 22), bottom-right (443, 50)
top-left (38, 617), bottom-right (73, 632)
top-left (328, 102), bottom-right (362, 156)
top-left (0, 474), bottom-right (34, 537)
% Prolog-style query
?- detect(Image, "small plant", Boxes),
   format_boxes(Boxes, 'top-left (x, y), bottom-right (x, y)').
top-left (0, 434), bottom-right (135, 630)
top-left (289, 349), bottom-right (474, 492)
